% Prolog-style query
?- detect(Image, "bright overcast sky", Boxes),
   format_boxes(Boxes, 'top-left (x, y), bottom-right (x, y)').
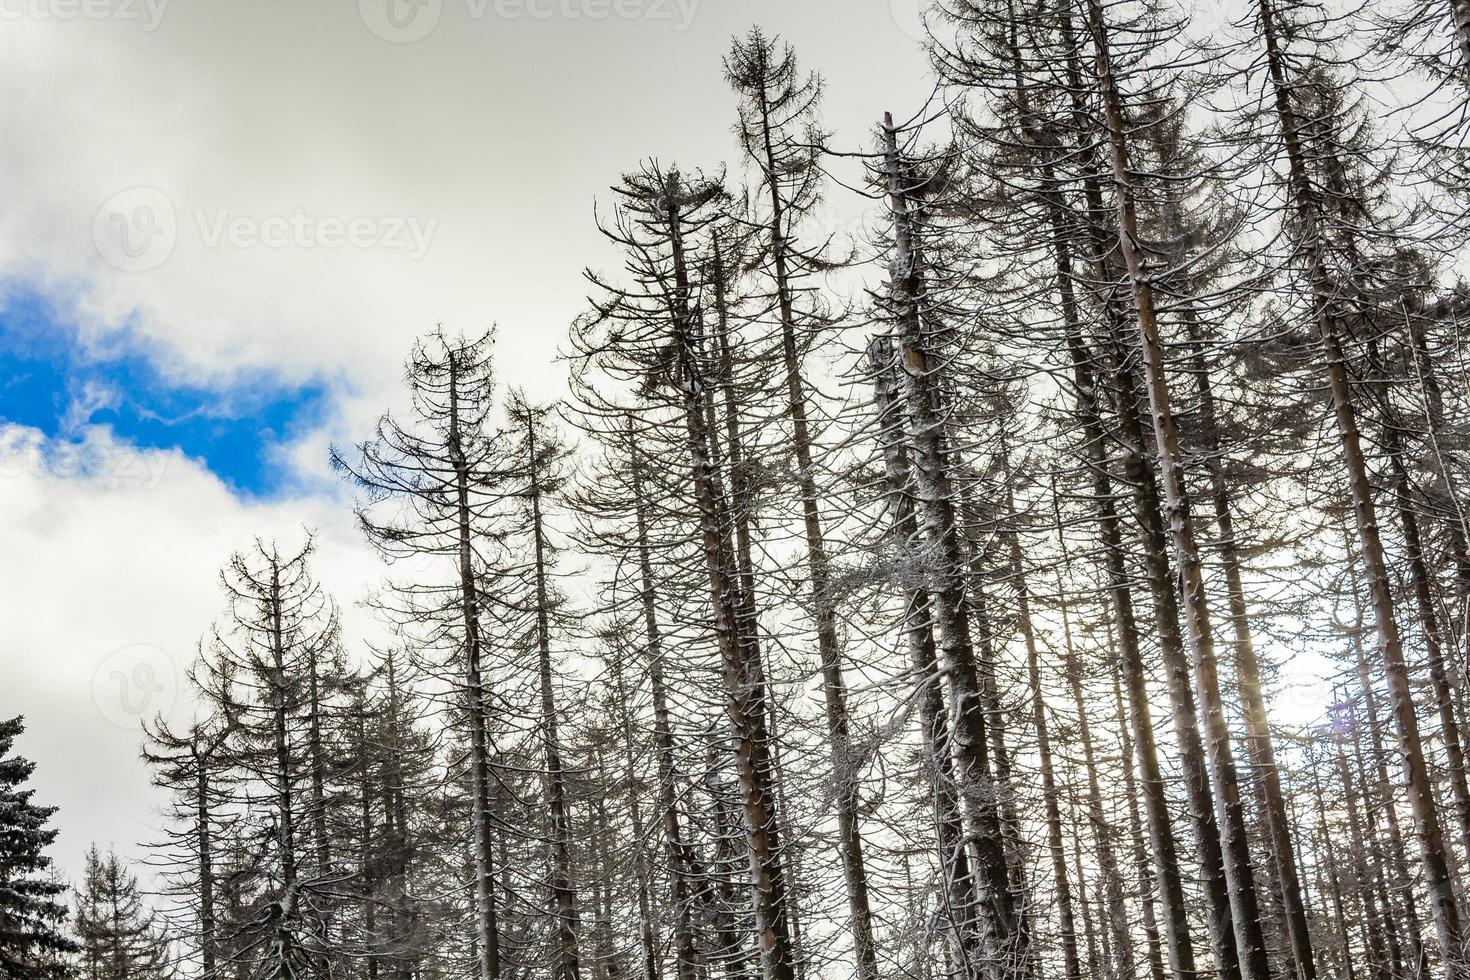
top-left (0, 0), bottom-right (941, 885)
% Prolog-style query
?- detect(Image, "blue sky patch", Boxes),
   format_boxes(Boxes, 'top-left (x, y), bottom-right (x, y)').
top-left (0, 286), bottom-right (334, 497)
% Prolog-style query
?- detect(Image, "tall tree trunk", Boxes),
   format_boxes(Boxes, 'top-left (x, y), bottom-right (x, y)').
top-left (447, 353), bottom-right (502, 980)
top-left (1040, 19), bottom-right (1244, 965)
top-left (998, 457), bottom-right (1081, 980)
top-left (307, 649), bottom-right (331, 883)
top-left (1107, 639), bottom-right (1169, 980)
top-left (700, 340), bottom-right (811, 980)
top-left (1079, 4), bottom-right (1274, 976)
top-left (1048, 196), bottom-right (1197, 980)
top-left (748, 73), bottom-right (879, 980)
top-left (1401, 310), bottom-right (1470, 669)
top-left (1333, 734), bottom-right (1392, 980)
top-left (879, 115), bottom-right (1025, 976)
top-left (1308, 765), bottom-right (1356, 980)
top-left (1347, 571), bottom-right (1429, 980)
top-left (960, 489), bottom-right (1034, 940)
top-left (1050, 485), bottom-right (1144, 980)
top-left (1449, 0), bottom-right (1470, 86)
top-left (706, 739), bottom-right (759, 980)
top-left (525, 414), bottom-right (584, 980)
top-left (626, 420), bottom-right (703, 980)
top-left (358, 702), bottom-right (379, 980)
top-left (384, 654), bottom-right (414, 980)
top-left (608, 656), bottom-right (663, 980)
top-left (1367, 338), bottom-right (1470, 874)
top-left (195, 747), bottom-right (216, 979)
top-left (869, 337), bottom-right (987, 980)
top-left (662, 171), bottom-right (796, 980)
top-left (1067, 801), bottom-right (1102, 980)
top-left (265, 561), bottom-right (299, 895)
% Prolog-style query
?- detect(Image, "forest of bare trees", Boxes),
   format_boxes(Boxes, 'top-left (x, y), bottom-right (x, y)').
top-left (10, 2), bottom-right (1470, 979)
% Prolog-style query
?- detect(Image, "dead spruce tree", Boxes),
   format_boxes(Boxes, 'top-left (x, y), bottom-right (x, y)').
top-left (501, 391), bottom-right (584, 980)
top-left (142, 712), bottom-right (238, 978)
top-left (568, 411), bottom-right (720, 980)
top-left (867, 330), bottom-right (989, 980)
top-left (925, 4), bottom-right (1249, 975)
top-left (332, 330), bottom-right (508, 980)
top-left (863, 113), bottom-right (1030, 980)
top-left (185, 536), bottom-right (343, 980)
top-left (571, 161), bottom-right (798, 980)
top-left (723, 32), bottom-right (878, 980)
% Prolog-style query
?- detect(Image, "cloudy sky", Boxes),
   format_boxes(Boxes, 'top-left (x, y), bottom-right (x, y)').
top-left (0, 0), bottom-right (942, 884)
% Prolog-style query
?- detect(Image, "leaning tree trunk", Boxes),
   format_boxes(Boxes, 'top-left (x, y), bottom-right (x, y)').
top-left (1041, 19), bottom-right (1243, 966)
top-left (1047, 189), bottom-right (1197, 980)
top-left (1079, 3), bottom-right (1273, 975)
top-left (870, 335), bottom-right (987, 980)
top-left (879, 115), bottom-right (1025, 977)
top-left (663, 171), bottom-right (797, 980)
top-left (993, 22), bottom-right (1188, 968)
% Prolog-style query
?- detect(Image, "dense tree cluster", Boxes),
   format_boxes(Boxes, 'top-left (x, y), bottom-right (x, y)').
top-left (12, 4), bottom-right (1470, 980)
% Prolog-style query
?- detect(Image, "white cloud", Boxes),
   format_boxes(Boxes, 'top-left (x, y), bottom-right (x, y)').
top-left (0, 0), bottom-right (932, 397)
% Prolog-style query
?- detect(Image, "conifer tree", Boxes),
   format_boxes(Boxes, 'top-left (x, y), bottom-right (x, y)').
top-left (73, 846), bottom-right (169, 980)
top-left (0, 717), bottom-right (76, 980)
